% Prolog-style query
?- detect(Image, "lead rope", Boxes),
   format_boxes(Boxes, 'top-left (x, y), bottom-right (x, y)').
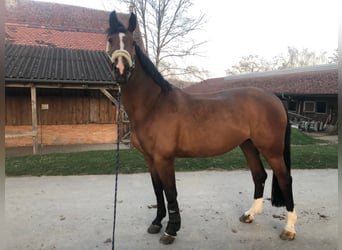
top-left (112, 86), bottom-right (121, 250)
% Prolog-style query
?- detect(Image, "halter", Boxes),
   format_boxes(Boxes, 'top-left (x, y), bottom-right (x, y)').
top-left (108, 47), bottom-right (135, 82)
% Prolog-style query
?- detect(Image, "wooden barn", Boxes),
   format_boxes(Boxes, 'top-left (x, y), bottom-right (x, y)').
top-left (184, 64), bottom-right (338, 132)
top-left (5, 0), bottom-right (142, 152)
top-left (6, 1), bottom-right (338, 154)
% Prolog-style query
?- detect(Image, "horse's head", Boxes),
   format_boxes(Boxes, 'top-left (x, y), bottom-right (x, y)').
top-left (106, 11), bottom-right (137, 84)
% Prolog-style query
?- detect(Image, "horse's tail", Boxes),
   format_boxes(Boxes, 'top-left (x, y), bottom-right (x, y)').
top-left (271, 111), bottom-right (291, 207)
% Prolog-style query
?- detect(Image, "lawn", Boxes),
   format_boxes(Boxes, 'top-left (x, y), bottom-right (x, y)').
top-left (5, 128), bottom-right (337, 176)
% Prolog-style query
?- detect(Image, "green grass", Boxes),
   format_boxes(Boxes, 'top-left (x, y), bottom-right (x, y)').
top-left (290, 128), bottom-right (322, 145)
top-left (5, 128), bottom-right (337, 176)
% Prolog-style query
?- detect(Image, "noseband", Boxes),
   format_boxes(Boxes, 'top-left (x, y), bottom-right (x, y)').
top-left (108, 46), bottom-right (135, 82)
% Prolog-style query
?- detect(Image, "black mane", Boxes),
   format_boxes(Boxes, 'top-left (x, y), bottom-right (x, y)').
top-left (134, 43), bottom-right (172, 92)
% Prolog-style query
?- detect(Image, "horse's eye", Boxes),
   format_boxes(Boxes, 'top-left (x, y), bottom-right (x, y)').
top-left (108, 38), bottom-right (113, 44)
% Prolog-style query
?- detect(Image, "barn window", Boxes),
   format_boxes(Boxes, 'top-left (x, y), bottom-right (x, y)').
top-left (316, 102), bottom-right (327, 113)
top-left (303, 101), bottom-right (315, 112)
top-left (288, 101), bottom-right (297, 112)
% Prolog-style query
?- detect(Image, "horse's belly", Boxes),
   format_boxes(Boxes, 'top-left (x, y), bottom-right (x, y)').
top-left (176, 129), bottom-right (247, 158)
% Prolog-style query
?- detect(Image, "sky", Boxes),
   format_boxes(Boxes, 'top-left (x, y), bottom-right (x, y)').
top-left (34, 0), bottom-right (340, 78)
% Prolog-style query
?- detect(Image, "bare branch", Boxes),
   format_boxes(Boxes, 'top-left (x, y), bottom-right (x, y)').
top-left (225, 47), bottom-right (336, 76)
top-left (121, 0), bottom-right (206, 78)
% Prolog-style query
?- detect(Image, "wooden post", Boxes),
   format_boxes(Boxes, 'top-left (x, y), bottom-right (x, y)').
top-left (31, 86), bottom-right (38, 154)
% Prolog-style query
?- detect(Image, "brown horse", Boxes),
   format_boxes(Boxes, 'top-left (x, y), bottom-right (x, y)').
top-left (106, 11), bottom-right (297, 245)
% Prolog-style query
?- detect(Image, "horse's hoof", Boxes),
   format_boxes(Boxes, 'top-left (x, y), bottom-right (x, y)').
top-left (159, 233), bottom-right (176, 245)
top-left (239, 213), bottom-right (254, 223)
top-left (147, 224), bottom-right (162, 234)
top-left (280, 230), bottom-right (296, 240)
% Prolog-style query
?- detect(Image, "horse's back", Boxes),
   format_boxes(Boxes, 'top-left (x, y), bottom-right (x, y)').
top-left (171, 87), bottom-right (287, 157)
top-left (182, 87), bottom-right (286, 125)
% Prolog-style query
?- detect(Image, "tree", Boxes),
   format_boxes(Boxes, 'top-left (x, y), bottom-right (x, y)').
top-left (274, 47), bottom-right (330, 69)
top-left (328, 49), bottom-right (338, 64)
top-left (226, 46), bottom-right (336, 75)
top-left (226, 55), bottom-right (273, 75)
top-left (118, 0), bottom-right (207, 80)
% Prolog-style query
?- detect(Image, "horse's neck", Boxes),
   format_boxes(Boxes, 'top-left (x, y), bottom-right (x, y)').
top-left (120, 63), bottom-right (162, 123)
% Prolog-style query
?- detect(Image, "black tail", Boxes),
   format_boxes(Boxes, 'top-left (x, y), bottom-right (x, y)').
top-left (271, 112), bottom-right (291, 207)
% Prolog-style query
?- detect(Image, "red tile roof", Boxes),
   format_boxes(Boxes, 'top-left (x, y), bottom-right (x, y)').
top-left (6, 23), bottom-right (107, 50)
top-left (5, 0), bottom-right (143, 51)
top-left (5, 0), bottom-right (110, 32)
top-left (184, 65), bottom-right (338, 95)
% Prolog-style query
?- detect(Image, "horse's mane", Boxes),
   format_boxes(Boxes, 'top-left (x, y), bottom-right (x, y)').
top-left (134, 43), bottom-right (172, 92)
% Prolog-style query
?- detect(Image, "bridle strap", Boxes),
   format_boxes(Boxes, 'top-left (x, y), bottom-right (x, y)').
top-left (110, 49), bottom-right (133, 68)
top-left (108, 48), bottom-right (135, 81)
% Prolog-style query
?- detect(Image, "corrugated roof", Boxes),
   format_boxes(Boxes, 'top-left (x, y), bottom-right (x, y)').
top-left (5, 44), bottom-right (116, 84)
top-left (184, 64), bottom-right (338, 95)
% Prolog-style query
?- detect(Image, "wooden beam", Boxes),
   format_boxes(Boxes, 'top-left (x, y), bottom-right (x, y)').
top-left (100, 88), bottom-right (131, 144)
top-left (6, 82), bottom-right (119, 90)
top-left (100, 89), bottom-right (124, 111)
top-left (30, 87), bottom-right (38, 154)
top-left (5, 132), bottom-right (35, 139)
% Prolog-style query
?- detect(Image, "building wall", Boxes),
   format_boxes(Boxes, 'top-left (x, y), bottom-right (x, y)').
top-left (5, 124), bottom-right (118, 147)
top-left (5, 88), bottom-right (124, 147)
top-left (292, 96), bottom-right (337, 123)
top-left (5, 88), bottom-right (117, 125)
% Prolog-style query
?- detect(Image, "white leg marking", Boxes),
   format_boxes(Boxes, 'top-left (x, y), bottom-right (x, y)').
top-left (284, 210), bottom-right (297, 233)
top-left (244, 198), bottom-right (263, 219)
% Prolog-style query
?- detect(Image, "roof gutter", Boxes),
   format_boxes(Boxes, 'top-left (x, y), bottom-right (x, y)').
top-left (5, 78), bottom-right (119, 89)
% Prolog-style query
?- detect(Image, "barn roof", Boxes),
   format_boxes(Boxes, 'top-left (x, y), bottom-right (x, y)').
top-left (184, 64), bottom-right (338, 96)
top-left (5, 0), bottom-right (144, 50)
top-left (5, 23), bottom-right (108, 50)
top-left (5, 43), bottom-right (115, 86)
top-left (5, 0), bottom-right (144, 87)
top-left (5, 0), bottom-right (110, 31)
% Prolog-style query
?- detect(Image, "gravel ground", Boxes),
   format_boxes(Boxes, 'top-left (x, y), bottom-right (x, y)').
top-left (5, 169), bottom-right (337, 250)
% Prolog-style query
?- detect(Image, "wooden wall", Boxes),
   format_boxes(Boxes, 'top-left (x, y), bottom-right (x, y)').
top-left (5, 88), bottom-right (117, 125)
top-left (5, 124), bottom-right (118, 147)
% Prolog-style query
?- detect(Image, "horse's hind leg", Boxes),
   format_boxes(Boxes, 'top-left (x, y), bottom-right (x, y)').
top-left (266, 155), bottom-right (297, 240)
top-left (239, 140), bottom-right (267, 223)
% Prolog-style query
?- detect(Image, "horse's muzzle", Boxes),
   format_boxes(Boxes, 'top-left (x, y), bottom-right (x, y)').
top-left (109, 50), bottom-right (135, 84)
top-left (113, 63), bottom-right (130, 84)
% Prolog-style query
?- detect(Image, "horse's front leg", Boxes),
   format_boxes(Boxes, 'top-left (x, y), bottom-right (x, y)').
top-left (154, 157), bottom-right (181, 245)
top-left (160, 187), bottom-right (181, 244)
top-left (147, 171), bottom-right (166, 234)
top-left (144, 154), bottom-right (166, 234)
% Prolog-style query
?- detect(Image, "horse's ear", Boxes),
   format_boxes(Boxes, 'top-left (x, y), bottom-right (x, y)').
top-left (108, 10), bottom-right (127, 34)
top-left (109, 11), bottom-right (119, 30)
top-left (127, 12), bottom-right (137, 32)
